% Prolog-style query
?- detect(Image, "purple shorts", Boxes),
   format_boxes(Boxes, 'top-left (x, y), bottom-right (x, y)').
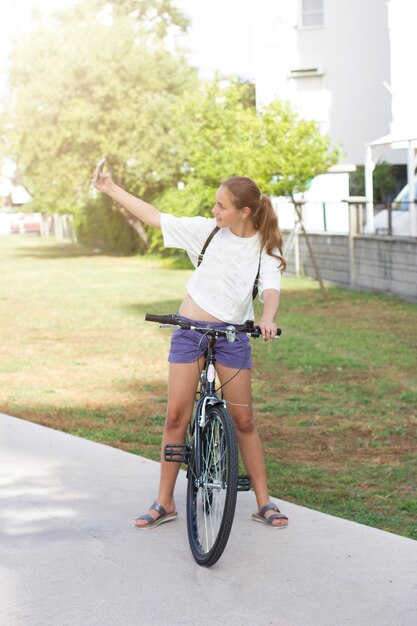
top-left (168, 315), bottom-right (252, 369)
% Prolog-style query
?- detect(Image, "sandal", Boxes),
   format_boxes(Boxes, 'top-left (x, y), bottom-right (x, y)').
top-left (134, 501), bottom-right (178, 529)
top-left (252, 503), bottom-right (288, 528)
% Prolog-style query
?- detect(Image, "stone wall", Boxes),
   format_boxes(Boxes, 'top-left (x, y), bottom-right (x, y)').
top-left (284, 230), bottom-right (417, 303)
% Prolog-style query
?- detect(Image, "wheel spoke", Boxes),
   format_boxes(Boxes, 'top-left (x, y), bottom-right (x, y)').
top-left (186, 405), bottom-right (238, 566)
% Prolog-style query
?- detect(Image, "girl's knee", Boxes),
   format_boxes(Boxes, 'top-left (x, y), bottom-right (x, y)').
top-left (232, 411), bottom-right (256, 434)
top-left (165, 407), bottom-right (191, 431)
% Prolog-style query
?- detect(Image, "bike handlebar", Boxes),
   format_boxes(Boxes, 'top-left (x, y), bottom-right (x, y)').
top-left (145, 313), bottom-right (177, 325)
top-left (145, 313), bottom-right (282, 338)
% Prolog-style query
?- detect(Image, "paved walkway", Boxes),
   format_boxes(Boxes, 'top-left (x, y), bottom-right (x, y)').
top-left (1, 412), bottom-right (416, 626)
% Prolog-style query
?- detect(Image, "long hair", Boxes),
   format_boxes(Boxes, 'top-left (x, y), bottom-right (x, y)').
top-left (221, 176), bottom-right (287, 271)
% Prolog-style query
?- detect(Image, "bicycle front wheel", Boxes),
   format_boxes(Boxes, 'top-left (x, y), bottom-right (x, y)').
top-left (187, 404), bottom-right (238, 567)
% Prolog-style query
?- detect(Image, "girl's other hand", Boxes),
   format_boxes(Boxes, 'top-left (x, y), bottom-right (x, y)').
top-left (258, 320), bottom-right (277, 341)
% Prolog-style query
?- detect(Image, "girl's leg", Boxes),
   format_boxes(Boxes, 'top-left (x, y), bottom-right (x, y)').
top-left (215, 363), bottom-right (287, 527)
top-left (135, 360), bottom-right (203, 527)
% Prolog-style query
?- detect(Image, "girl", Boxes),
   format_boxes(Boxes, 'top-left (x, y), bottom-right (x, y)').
top-left (94, 172), bottom-right (288, 529)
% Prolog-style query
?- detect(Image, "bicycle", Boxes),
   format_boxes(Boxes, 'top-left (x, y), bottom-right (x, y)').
top-left (145, 313), bottom-right (282, 567)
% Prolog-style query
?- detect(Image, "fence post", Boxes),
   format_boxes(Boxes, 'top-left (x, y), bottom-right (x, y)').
top-left (365, 144), bottom-right (374, 233)
top-left (292, 199), bottom-right (302, 277)
top-left (343, 196), bottom-right (367, 287)
top-left (294, 222), bottom-right (300, 276)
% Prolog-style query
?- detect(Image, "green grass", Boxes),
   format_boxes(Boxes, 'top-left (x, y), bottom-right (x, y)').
top-left (1, 235), bottom-right (416, 539)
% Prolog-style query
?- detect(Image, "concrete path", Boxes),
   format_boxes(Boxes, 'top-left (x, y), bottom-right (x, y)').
top-left (1, 413), bottom-right (416, 626)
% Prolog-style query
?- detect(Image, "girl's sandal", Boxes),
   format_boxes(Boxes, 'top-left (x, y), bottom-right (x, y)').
top-left (252, 502), bottom-right (288, 528)
top-left (134, 501), bottom-right (178, 529)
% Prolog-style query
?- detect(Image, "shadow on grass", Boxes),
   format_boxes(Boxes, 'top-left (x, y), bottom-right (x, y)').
top-left (13, 241), bottom-right (106, 259)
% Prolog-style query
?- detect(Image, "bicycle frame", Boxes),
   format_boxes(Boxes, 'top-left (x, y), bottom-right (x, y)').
top-left (145, 313), bottom-right (281, 565)
top-left (151, 313), bottom-right (281, 471)
top-left (192, 333), bottom-right (226, 481)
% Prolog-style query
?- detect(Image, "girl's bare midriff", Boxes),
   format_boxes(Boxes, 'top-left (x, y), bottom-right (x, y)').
top-left (178, 294), bottom-right (223, 322)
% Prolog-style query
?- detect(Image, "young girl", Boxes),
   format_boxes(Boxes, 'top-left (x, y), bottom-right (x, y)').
top-left (94, 172), bottom-right (288, 529)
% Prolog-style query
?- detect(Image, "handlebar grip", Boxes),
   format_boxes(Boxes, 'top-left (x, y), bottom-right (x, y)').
top-left (251, 326), bottom-right (282, 338)
top-left (145, 313), bottom-right (177, 325)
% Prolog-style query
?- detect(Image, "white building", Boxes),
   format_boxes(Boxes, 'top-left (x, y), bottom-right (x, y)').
top-left (253, 0), bottom-right (417, 167)
top-left (253, 0), bottom-right (417, 235)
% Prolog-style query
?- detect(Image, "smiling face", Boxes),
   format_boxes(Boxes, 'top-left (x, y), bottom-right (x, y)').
top-left (212, 185), bottom-right (250, 229)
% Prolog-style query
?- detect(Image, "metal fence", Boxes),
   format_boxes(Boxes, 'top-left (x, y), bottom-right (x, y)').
top-left (275, 198), bottom-right (416, 238)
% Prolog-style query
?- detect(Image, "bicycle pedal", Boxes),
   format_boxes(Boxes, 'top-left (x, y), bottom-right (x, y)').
top-left (164, 443), bottom-right (191, 464)
top-left (237, 475), bottom-right (251, 491)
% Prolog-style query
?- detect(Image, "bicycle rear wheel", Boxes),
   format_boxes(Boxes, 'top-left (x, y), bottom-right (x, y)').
top-left (186, 404), bottom-right (238, 567)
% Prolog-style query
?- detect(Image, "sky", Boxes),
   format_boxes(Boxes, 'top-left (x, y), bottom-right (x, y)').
top-left (0, 0), bottom-right (256, 82)
top-left (0, 0), bottom-right (73, 95)
top-left (0, 0), bottom-right (257, 180)
top-left (175, 0), bottom-right (255, 79)
top-left (0, 0), bottom-right (257, 179)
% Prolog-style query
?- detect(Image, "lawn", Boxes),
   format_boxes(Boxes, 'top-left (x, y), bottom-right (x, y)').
top-left (1, 235), bottom-right (416, 539)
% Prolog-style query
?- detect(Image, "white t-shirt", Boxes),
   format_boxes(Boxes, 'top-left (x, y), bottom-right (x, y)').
top-left (160, 213), bottom-right (281, 324)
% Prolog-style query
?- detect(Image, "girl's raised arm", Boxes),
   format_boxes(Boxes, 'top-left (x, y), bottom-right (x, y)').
top-left (94, 171), bottom-right (161, 228)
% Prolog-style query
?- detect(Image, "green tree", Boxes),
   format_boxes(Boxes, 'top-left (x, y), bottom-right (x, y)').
top-left (4, 2), bottom-right (339, 256)
top-left (350, 161), bottom-right (398, 204)
top-left (73, 0), bottom-right (189, 36)
top-left (171, 80), bottom-right (338, 193)
top-left (148, 79), bottom-right (339, 258)
top-left (4, 0), bottom-right (195, 249)
top-left (256, 100), bottom-right (340, 196)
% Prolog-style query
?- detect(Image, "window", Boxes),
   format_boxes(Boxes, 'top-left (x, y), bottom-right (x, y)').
top-left (301, 0), bottom-right (324, 27)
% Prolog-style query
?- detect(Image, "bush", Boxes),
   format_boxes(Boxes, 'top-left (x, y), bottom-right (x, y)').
top-left (76, 196), bottom-right (142, 255)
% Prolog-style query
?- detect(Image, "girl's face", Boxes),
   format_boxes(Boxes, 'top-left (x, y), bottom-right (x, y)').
top-left (212, 186), bottom-right (247, 228)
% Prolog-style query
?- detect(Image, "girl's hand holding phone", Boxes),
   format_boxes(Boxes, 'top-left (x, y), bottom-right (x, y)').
top-left (92, 158), bottom-right (113, 193)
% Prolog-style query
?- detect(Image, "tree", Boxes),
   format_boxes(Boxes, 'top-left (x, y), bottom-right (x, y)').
top-left (4, 0), bottom-right (195, 249)
top-left (73, 0), bottom-right (189, 37)
top-left (256, 100), bottom-right (340, 197)
top-left (349, 161), bottom-right (399, 205)
top-left (148, 79), bottom-right (339, 258)
top-left (170, 80), bottom-right (338, 193)
top-left (4, 2), bottom-right (339, 256)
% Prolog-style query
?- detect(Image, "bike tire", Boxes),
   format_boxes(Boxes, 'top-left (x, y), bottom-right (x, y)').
top-left (186, 404), bottom-right (238, 567)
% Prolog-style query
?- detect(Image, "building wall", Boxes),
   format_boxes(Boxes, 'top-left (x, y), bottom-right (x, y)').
top-left (388, 0), bottom-right (417, 138)
top-left (254, 0), bottom-right (398, 165)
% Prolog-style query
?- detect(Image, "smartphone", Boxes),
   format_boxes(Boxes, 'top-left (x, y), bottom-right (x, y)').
top-left (93, 157), bottom-right (106, 185)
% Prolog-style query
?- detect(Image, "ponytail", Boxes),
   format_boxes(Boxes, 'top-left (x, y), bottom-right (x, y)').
top-left (221, 176), bottom-right (287, 271)
top-left (254, 194), bottom-right (286, 271)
